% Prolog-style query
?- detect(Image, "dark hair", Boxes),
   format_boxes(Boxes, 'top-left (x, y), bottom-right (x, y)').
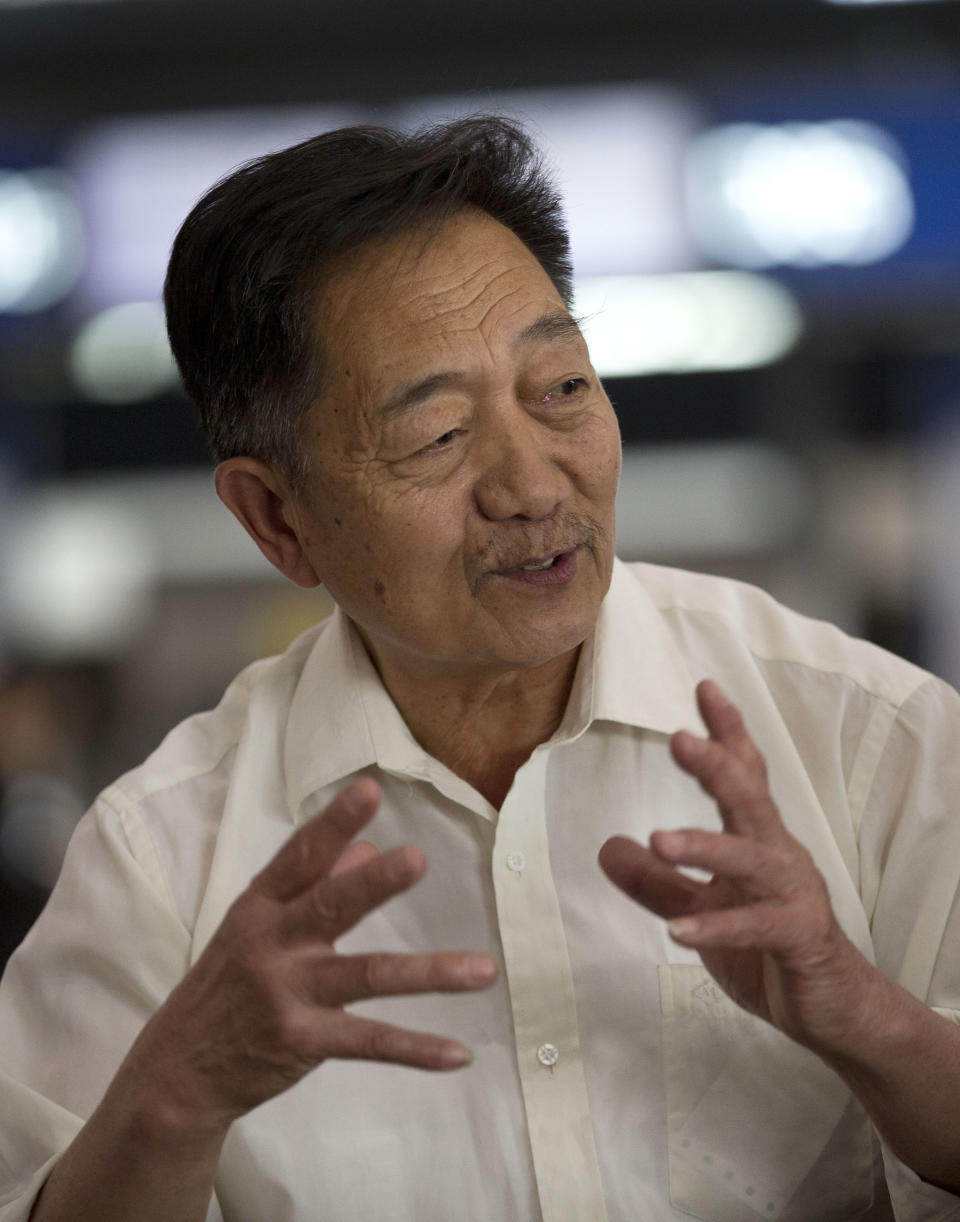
top-left (164, 115), bottom-right (573, 483)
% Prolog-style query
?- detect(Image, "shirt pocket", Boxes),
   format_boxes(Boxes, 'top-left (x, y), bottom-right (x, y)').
top-left (659, 964), bottom-right (877, 1222)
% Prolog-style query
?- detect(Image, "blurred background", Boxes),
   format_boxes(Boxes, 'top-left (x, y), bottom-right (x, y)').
top-left (1, 0), bottom-right (959, 962)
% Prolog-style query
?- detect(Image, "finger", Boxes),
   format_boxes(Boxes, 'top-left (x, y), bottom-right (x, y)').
top-left (313, 1010), bottom-right (477, 1071)
top-left (696, 680), bottom-right (768, 775)
top-left (253, 779), bottom-right (381, 902)
top-left (331, 840), bottom-right (379, 878)
top-left (651, 828), bottom-right (802, 898)
top-left (300, 950), bottom-right (499, 1007)
top-left (667, 901), bottom-right (797, 951)
top-left (598, 835), bottom-right (706, 920)
top-left (670, 731), bottom-right (780, 840)
top-left (280, 843), bottom-right (427, 944)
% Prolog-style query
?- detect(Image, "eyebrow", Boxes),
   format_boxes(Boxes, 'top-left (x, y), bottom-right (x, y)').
top-left (378, 310), bottom-right (585, 421)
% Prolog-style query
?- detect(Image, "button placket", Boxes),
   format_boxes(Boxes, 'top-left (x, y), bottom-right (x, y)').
top-left (506, 849), bottom-right (526, 873)
top-left (491, 748), bottom-right (609, 1222)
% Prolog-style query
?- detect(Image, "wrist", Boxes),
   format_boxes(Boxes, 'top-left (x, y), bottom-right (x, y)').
top-left (807, 953), bottom-right (925, 1087)
top-left (108, 1040), bottom-right (236, 1154)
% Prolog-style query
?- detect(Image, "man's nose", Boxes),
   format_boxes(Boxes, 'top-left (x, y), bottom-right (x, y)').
top-left (472, 409), bottom-right (571, 522)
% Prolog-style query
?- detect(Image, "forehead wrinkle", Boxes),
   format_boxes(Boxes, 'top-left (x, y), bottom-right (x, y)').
top-left (375, 303), bottom-right (580, 424)
top-left (316, 215), bottom-right (574, 438)
top-left (393, 259), bottom-right (534, 339)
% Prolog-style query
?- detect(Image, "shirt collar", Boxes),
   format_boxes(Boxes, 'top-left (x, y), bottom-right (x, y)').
top-left (283, 608), bottom-right (380, 821)
top-left (283, 558), bottom-right (705, 822)
top-left (556, 558), bottom-right (705, 743)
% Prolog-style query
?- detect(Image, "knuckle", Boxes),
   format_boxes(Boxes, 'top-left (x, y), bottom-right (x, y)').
top-left (769, 844), bottom-right (796, 879)
top-left (274, 1008), bottom-right (314, 1059)
top-left (749, 747), bottom-right (769, 784)
top-left (697, 747), bottom-right (731, 794)
top-left (287, 832), bottom-right (317, 878)
top-left (357, 1024), bottom-right (394, 1063)
top-left (306, 884), bottom-right (347, 932)
top-left (752, 905), bottom-right (779, 941)
top-left (216, 897), bottom-right (277, 965)
top-left (359, 954), bottom-right (391, 996)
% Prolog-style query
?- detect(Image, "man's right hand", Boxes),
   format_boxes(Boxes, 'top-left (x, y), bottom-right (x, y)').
top-left (119, 776), bottom-right (499, 1141)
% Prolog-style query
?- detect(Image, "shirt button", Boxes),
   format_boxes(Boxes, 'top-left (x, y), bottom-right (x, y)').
top-left (506, 850), bottom-right (526, 873)
top-left (537, 1042), bottom-right (559, 1067)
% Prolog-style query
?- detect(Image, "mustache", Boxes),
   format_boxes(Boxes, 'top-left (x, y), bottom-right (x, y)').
top-left (470, 511), bottom-right (606, 585)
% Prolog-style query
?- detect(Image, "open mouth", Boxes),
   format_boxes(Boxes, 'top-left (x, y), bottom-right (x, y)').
top-left (492, 549), bottom-right (578, 585)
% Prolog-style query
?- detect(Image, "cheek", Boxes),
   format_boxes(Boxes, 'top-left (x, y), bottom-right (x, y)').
top-left (577, 415), bottom-right (622, 499)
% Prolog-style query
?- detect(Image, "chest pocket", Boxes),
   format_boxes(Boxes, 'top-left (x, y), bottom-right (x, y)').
top-left (659, 965), bottom-right (882, 1222)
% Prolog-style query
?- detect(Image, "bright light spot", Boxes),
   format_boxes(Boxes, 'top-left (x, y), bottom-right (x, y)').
top-left (70, 301), bottom-right (179, 402)
top-left (574, 271), bottom-right (803, 376)
top-left (5, 495), bottom-right (154, 658)
top-left (686, 121), bottom-right (914, 268)
top-left (0, 169), bottom-right (85, 312)
top-left (69, 105), bottom-right (360, 307)
top-left (398, 85), bottom-right (701, 276)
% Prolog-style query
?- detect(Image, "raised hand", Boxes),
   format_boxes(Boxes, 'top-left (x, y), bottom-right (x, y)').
top-left (598, 680), bottom-right (875, 1057)
top-left (122, 777), bottom-right (499, 1139)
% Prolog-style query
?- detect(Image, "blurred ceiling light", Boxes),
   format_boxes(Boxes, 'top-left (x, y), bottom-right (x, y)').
top-left (686, 120), bottom-right (914, 268)
top-left (5, 495), bottom-right (153, 658)
top-left (574, 271), bottom-right (802, 376)
top-left (397, 85), bottom-right (701, 276)
top-left (0, 168), bottom-right (85, 312)
top-left (70, 300), bottom-right (179, 402)
top-left (70, 106), bottom-right (358, 307)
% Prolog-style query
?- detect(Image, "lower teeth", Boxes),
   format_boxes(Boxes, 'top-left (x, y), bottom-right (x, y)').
top-left (520, 557), bottom-right (557, 572)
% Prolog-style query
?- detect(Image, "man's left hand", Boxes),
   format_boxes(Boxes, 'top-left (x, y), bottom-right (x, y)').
top-left (598, 679), bottom-right (877, 1057)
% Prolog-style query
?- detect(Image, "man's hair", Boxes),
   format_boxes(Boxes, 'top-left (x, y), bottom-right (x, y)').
top-left (164, 115), bottom-right (573, 484)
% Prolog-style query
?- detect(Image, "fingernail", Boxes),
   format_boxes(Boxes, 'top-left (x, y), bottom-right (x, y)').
top-left (440, 1043), bottom-right (473, 1069)
top-left (459, 954), bottom-right (498, 987)
top-left (668, 917), bottom-right (699, 940)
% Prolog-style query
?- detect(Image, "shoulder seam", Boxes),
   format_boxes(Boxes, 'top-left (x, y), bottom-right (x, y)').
top-left (643, 580), bottom-right (932, 708)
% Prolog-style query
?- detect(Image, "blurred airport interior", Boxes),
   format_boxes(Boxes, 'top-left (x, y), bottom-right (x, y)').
top-left (1, 0), bottom-right (959, 960)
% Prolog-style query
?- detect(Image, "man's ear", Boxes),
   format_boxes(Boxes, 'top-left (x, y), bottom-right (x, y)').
top-left (215, 457), bottom-right (321, 589)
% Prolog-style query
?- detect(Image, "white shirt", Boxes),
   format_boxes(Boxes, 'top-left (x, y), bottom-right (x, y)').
top-left (2, 559), bottom-right (960, 1222)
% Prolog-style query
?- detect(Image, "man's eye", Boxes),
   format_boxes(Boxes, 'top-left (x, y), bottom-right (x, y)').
top-left (420, 428), bottom-right (461, 453)
top-left (544, 377), bottom-right (587, 400)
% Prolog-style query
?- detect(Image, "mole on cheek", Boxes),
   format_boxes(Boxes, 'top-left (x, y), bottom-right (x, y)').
top-left (334, 517), bottom-right (342, 527)
top-left (374, 579), bottom-right (386, 601)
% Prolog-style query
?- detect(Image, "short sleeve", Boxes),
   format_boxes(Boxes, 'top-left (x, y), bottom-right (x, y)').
top-left (857, 677), bottom-right (960, 1220)
top-left (0, 793), bottom-right (193, 1217)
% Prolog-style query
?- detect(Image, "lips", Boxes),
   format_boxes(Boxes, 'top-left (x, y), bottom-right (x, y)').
top-left (488, 549), bottom-right (579, 587)
top-left (472, 514), bottom-right (600, 589)
top-left (493, 545), bottom-right (578, 576)
top-left (511, 554), bottom-right (561, 573)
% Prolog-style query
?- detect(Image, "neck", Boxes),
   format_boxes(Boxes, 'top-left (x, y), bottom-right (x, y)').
top-left (357, 635), bottom-right (582, 809)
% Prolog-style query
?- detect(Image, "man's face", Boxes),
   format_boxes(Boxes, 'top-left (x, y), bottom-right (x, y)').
top-left (289, 208), bottom-right (621, 681)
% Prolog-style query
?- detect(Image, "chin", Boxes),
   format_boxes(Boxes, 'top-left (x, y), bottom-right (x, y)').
top-left (494, 621), bottom-right (594, 671)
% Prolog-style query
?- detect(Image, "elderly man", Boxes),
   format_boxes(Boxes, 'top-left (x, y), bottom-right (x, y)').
top-left (2, 117), bottom-right (960, 1222)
